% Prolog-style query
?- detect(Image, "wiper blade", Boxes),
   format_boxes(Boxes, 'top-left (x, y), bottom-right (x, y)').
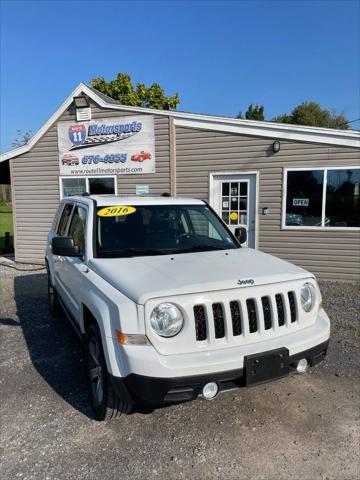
top-left (175, 245), bottom-right (229, 253)
top-left (101, 248), bottom-right (168, 257)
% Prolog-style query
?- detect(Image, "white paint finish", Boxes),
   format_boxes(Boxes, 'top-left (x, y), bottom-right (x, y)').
top-left (84, 195), bottom-right (205, 207)
top-left (46, 195), bottom-right (331, 378)
top-left (211, 174), bottom-right (257, 248)
top-left (209, 171), bottom-right (259, 249)
top-left (88, 248), bottom-right (312, 306)
top-left (117, 309), bottom-right (330, 377)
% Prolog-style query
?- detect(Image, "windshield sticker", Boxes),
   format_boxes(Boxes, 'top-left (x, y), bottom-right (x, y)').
top-left (97, 206), bottom-right (136, 217)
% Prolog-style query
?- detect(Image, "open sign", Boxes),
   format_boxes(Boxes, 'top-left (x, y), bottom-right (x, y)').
top-left (293, 198), bottom-right (309, 207)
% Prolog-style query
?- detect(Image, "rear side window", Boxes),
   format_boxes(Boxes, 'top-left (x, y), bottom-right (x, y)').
top-left (68, 206), bottom-right (87, 254)
top-left (57, 203), bottom-right (73, 236)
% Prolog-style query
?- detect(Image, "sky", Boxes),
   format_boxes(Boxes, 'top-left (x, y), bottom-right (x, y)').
top-left (1, 0), bottom-right (359, 152)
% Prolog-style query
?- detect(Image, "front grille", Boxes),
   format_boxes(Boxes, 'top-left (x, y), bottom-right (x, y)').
top-left (261, 296), bottom-right (272, 330)
top-left (246, 299), bottom-right (258, 333)
top-left (193, 305), bottom-right (207, 341)
top-left (230, 301), bottom-right (242, 336)
top-left (212, 303), bottom-right (225, 338)
top-left (275, 294), bottom-right (285, 327)
top-left (288, 292), bottom-right (297, 323)
top-left (193, 290), bottom-right (299, 342)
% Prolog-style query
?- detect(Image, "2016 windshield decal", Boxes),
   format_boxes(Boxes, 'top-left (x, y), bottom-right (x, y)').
top-left (237, 279), bottom-right (255, 286)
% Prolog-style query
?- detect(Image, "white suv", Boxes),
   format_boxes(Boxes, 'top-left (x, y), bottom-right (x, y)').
top-left (46, 195), bottom-right (330, 420)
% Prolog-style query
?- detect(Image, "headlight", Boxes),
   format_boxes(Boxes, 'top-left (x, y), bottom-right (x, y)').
top-left (150, 303), bottom-right (184, 337)
top-left (300, 283), bottom-right (316, 312)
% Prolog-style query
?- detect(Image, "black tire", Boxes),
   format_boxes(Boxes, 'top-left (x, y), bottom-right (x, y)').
top-left (86, 323), bottom-right (131, 421)
top-left (47, 269), bottom-right (62, 317)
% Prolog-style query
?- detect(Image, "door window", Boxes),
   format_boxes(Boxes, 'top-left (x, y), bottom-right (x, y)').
top-left (57, 203), bottom-right (73, 236)
top-left (221, 181), bottom-right (249, 227)
top-left (68, 206), bottom-right (87, 254)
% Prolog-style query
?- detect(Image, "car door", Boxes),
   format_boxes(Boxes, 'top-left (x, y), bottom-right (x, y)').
top-left (59, 203), bottom-right (89, 325)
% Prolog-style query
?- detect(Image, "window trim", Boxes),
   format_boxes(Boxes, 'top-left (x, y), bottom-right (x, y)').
top-left (282, 166), bottom-right (360, 231)
top-left (59, 175), bottom-right (117, 199)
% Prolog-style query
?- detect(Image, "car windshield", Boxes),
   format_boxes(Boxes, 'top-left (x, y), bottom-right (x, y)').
top-left (96, 204), bottom-right (239, 257)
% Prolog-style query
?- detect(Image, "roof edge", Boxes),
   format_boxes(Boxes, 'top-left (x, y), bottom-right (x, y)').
top-left (1, 82), bottom-right (359, 162)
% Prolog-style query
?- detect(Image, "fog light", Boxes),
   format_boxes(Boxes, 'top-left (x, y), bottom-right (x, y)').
top-left (296, 358), bottom-right (308, 373)
top-left (202, 382), bottom-right (219, 400)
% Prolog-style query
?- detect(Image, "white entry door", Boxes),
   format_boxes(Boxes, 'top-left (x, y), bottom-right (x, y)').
top-left (211, 173), bottom-right (257, 248)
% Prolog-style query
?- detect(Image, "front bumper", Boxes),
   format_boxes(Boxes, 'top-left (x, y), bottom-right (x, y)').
top-left (109, 339), bottom-right (329, 405)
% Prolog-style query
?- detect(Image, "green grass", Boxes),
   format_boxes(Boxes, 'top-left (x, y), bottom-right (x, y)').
top-left (0, 202), bottom-right (14, 254)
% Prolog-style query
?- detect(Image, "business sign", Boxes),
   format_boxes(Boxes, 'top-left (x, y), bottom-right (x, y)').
top-left (293, 198), bottom-right (309, 207)
top-left (136, 184), bottom-right (150, 195)
top-left (58, 115), bottom-right (155, 175)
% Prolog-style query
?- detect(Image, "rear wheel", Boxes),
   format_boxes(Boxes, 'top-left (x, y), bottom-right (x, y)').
top-left (86, 323), bottom-right (131, 421)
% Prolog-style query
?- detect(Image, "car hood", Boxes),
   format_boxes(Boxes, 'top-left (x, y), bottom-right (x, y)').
top-left (88, 249), bottom-right (313, 305)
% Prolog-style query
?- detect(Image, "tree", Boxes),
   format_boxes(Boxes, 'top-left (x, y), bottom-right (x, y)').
top-left (272, 102), bottom-right (349, 129)
top-left (12, 130), bottom-right (32, 148)
top-left (90, 73), bottom-right (179, 110)
top-left (237, 104), bottom-right (265, 121)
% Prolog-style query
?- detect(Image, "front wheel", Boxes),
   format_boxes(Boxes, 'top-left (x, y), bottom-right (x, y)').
top-left (86, 323), bottom-right (131, 421)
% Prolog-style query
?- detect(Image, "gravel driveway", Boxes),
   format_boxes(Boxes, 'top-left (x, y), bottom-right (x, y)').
top-left (0, 265), bottom-right (359, 480)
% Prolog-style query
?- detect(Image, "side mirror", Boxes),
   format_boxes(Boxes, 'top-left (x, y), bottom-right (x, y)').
top-left (235, 227), bottom-right (247, 245)
top-left (52, 236), bottom-right (81, 257)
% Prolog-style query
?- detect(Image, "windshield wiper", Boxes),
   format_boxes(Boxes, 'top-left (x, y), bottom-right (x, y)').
top-left (99, 248), bottom-right (169, 258)
top-left (175, 245), bottom-right (230, 253)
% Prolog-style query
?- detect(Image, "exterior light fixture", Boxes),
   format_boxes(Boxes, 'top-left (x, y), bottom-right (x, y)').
top-left (272, 140), bottom-right (281, 153)
top-left (73, 95), bottom-right (90, 108)
top-left (74, 95), bottom-right (91, 121)
top-left (262, 207), bottom-right (268, 215)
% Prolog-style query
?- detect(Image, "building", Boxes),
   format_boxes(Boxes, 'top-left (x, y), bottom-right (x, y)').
top-left (1, 83), bottom-right (359, 280)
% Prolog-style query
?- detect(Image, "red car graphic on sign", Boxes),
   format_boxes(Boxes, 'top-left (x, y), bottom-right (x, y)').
top-left (131, 151), bottom-right (152, 162)
top-left (62, 154), bottom-right (79, 166)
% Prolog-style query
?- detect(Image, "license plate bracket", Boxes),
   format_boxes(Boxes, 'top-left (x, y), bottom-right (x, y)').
top-left (244, 348), bottom-right (289, 386)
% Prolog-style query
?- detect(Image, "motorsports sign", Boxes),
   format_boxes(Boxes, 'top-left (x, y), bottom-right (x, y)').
top-left (58, 115), bottom-right (155, 175)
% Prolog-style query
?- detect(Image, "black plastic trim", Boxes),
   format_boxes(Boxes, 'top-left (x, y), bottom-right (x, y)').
top-left (110, 339), bottom-right (329, 406)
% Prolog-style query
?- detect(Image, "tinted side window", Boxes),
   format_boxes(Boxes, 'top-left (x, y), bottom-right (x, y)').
top-left (68, 206), bottom-right (86, 254)
top-left (51, 204), bottom-right (63, 232)
top-left (57, 204), bottom-right (73, 236)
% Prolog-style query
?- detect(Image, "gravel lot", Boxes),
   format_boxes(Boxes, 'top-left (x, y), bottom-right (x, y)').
top-left (0, 264), bottom-right (359, 480)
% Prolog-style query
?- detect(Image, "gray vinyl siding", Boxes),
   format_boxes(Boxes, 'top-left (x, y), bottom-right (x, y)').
top-left (11, 100), bottom-right (170, 263)
top-left (176, 127), bottom-right (360, 281)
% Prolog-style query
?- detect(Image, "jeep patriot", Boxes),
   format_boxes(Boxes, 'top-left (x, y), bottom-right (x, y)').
top-left (46, 195), bottom-right (330, 420)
